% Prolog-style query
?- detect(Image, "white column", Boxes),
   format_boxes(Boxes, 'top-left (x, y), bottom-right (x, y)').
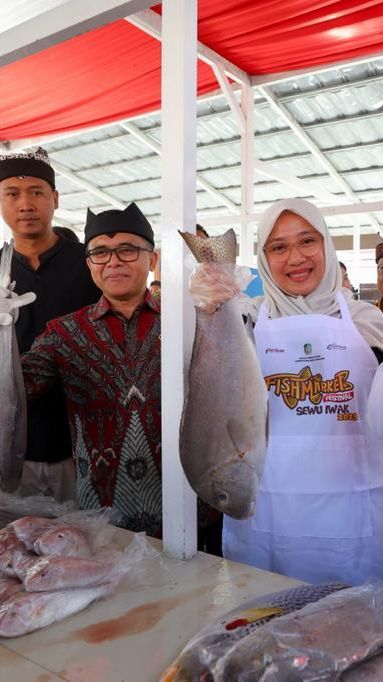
top-left (239, 84), bottom-right (255, 266)
top-left (352, 217), bottom-right (361, 291)
top-left (160, 0), bottom-right (198, 559)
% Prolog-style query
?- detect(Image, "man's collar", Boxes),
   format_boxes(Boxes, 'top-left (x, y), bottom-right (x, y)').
top-left (90, 288), bottom-right (160, 321)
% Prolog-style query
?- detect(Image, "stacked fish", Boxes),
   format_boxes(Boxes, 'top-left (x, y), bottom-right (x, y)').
top-left (0, 515), bottom-right (124, 637)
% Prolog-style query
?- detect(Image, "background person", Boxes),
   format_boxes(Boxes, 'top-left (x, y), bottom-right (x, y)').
top-left (375, 242), bottom-right (383, 312)
top-left (20, 203), bottom-right (162, 535)
top-left (149, 279), bottom-right (161, 297)
top-left (0, 148), bottom-right (99, 501)
top-left (53, 226), bottom-right (80, 243)
top-left (339, 260), bottom-right (351, 290)
top-left (339, 260), bottom-right (358, 300)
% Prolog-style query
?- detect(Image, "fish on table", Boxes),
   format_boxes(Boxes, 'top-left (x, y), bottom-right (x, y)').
top-left (216, 582), bottom-right (383, 681)
top-left (160, 582), bottom-right (346, 682)
top-left (0, 525), bottom-right (31, 577)
top-left (11, 515), bottom-right (56, 550)
top-left (33, 525), bottom-right (92, 558)
top-left (178, 229), bottom-right (268, 519)
top-left (0, 242), bottom-right (35, 492)
top-left (0, 581), bottom-right (113, 638)
top-left (12, 553), bottom-right (116, 591)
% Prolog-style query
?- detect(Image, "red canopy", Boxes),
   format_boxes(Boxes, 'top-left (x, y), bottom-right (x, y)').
top-left (1, 0), bottom-right (382, 141)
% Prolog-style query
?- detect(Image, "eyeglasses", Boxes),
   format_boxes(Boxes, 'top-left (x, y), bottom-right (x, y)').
top-left (86, 244), bottom-right (153, 264)
top-left (263, 234), bottom-right (323, 262)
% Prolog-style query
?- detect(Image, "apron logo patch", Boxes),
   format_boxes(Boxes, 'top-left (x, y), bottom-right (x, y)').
top-left (264, 366), bottom-right (354, 409)
top-left (303, 343), bottom-right (312, 355)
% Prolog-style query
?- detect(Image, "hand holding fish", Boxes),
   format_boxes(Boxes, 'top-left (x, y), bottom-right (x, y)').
top-left (0, 287), bottom-right (36, 325)
top-left (189, 262), bottom-right (253, 314)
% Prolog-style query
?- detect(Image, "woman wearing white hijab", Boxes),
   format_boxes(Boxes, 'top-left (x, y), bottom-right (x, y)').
top-left (220, 198), bottom-right (383, 585)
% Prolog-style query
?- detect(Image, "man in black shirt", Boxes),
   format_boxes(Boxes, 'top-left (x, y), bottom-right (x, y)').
top-left (0, 147), bottom-right (99, 499)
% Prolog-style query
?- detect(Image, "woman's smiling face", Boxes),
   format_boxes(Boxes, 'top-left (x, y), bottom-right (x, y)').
top-left (264, 210), bottom-right (325, 296)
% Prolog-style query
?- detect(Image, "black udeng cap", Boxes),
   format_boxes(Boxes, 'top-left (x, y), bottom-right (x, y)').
top-left (0, 147), bottom-right (55, 189)
top-left (84, 202), bottom-right (154, 247)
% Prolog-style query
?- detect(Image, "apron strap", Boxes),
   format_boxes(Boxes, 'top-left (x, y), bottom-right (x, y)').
top-left (336, 291), bottom-right (353, 324)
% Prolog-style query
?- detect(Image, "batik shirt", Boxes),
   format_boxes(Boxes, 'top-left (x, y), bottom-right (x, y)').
top-left (22, 292), bottom-right (162, 537)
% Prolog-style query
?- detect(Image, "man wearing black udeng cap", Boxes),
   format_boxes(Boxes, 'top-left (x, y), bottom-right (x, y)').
top-left (20, 203), bottom-right (163, 536)
top-left (0, 147), bottom-right (99, 500)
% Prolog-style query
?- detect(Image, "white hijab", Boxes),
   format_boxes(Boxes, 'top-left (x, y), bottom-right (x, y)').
top-left (249, 198), bottom-right (383, 351)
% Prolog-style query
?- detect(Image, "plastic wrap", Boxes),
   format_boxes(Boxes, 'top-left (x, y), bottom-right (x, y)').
top-left (189, 262), bottom-right (253, 314)
top-left (0, 532), bottom-right (162, 638)
top-left (0, 491), bottom-right (76, 528)
top-left (160, 582), bottom-right (346, 681)
top-left (215, 582), bottom-right (383, 681)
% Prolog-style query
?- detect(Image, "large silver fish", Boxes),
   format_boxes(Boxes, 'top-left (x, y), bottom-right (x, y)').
top-left (0, 242), bottom-right (30, 492)
top-left (179, 229), bottom-right (268, 519)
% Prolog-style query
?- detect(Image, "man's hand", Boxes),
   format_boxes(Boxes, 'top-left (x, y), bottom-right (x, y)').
top-left (0, 286), bottom-right (36, 326)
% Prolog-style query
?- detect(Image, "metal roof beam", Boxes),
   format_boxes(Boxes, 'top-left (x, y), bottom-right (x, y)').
top-left (253, 160), bottom-right (341, 204)
top-left (52, 160), bottom-right (125, 209)
top-left (120, 120), bottom-right (240, 212)
top-left (0, 0), bottom-right (155, 67)
top-left (197, 199), bottom-right (383, 228)
top-left (127, 8), bottom-right (251, 87)
top-left (252, 52), bottom-right (383, 88)
top-left (211, 64), bottom-right (245, 131)
top-left (257, 84), bottom-right (382, 233)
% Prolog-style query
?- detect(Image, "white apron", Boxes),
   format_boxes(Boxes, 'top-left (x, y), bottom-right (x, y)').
top-left (223, 293), bottom-right (383, 585)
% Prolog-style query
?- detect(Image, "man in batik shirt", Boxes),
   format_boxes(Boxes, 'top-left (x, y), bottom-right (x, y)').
top-left (22, 203), bottom-right (161, 536)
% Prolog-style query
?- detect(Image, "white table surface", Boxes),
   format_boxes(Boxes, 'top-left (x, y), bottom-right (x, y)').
top-left (0, 530), bottom-right (302, 682)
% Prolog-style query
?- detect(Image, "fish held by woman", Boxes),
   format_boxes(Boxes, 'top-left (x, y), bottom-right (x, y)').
top-left (178, 229), bottom-right (268, 520)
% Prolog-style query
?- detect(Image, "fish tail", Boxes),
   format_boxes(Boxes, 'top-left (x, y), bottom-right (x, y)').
top-left (0, 241), bottom-right (13, 288)
top-left (179, 228), bottom-right (237, 264)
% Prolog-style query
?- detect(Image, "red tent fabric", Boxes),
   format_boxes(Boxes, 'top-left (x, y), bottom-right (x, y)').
top-left (0, 0), bottom-right (382, 141)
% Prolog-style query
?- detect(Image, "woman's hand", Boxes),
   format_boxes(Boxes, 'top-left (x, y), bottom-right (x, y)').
top-left (189, 263), bottom-right (253, 314)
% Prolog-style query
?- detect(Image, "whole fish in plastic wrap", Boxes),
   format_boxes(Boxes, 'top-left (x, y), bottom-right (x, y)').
top-left (0, 581), bottom-right (113, 638)
top-left (33, 525), bottom-right (91, 558)
top-left (0, 242), bottom-right (35, 492)
top-left (179, 229), bottom-right (268, 519)
top-left (160, 582), bottom-right (346, 681)
top-left (0, 526), bottom-right (31, 577)
top-left (12, 551), bottom-right (121, 591)
top-left (0, 576), bottom-right (24, 601)
top-left (11, 516), bottom-right (55, 549)
top-left (215, 582), bottom-right (383, 681)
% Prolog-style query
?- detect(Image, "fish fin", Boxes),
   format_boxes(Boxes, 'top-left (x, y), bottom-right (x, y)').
top-left (179, 229), bottom-right (237, 264)
top-left (227, 417), bottom-right (256, 452)
top-left (159, 663), bottom-right (181, 682)
top-left (244, 313), bottom-right (256, 347)
top-left (227, 606), bottom-right (284, 627)
top-left (0, 241), bottom-right (13, 288)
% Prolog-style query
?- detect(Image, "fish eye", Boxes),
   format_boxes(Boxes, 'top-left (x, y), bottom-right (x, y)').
top-left (218, 492), bottom-right (229, 504)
